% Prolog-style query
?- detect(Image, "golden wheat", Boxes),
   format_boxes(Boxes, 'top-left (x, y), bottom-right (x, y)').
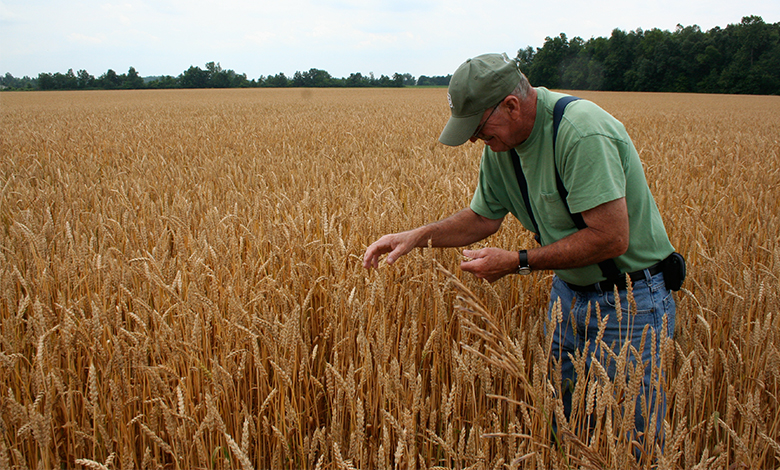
top-left (1, 88), bottom-right (779, 469)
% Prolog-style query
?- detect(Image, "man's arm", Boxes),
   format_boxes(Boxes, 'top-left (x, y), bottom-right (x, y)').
top-left (362, 208), bottom-right (504, 269)
top-left (460, 197), bottom-right (629, 282)
top-left (527, 196), bottom-right (629, 270)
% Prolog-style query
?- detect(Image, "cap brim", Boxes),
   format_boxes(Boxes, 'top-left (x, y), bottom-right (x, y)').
top-left (438, 113), bottom-right (483, 147)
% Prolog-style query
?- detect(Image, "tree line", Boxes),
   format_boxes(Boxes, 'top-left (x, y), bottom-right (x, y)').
top-left (2, 16), bottom-right (777, 94)
top-left (518, 15), bottom-right (779, 95)
top-left (0, 61), bottom-right (451, 91)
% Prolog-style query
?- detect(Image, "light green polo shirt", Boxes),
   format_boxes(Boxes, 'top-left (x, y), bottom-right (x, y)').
top-left (470, 87), bottom-right (674, 285)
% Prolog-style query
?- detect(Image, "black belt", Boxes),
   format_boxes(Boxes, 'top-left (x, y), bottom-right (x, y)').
top-left (565, 262), bottom-right (664, 293)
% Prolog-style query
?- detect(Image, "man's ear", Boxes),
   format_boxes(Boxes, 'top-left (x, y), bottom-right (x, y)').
top-left (503, 95), bottom-right (522, 119)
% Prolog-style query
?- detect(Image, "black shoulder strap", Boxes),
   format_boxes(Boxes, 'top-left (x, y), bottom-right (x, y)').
top-left (552, 96), bottom-right (581, 147)
top-left (512, 96), bottom-right (622, 280)
top-left (510, 148), bottom-right (541, 244)
top-left (553, 97), bottom-right (622, 280)
top-left (552, 96), bottom-right (583, 228)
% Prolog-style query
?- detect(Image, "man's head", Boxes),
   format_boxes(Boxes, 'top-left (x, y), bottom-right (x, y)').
top-left (438, 53), bottom-right (528, 147)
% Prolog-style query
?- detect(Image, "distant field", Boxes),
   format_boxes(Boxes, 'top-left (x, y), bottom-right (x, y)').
top-left (1, 88), bottom-right (779, 469)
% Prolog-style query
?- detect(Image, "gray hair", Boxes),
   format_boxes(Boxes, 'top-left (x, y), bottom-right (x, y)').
top-left (510, 73), bottom-right (531, 100)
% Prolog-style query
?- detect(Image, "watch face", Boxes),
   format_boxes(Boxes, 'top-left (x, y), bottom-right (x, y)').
top-left (517, 266), bottom-right (531, 275)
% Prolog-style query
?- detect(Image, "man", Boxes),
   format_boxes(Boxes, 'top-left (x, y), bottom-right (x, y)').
top-left (362, 53), bottom-right (676, 443)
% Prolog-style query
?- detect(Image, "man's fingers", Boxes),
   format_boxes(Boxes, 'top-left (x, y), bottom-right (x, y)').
top-left (363, 242), bottom-right (385, 269)
top-left (459, 247), bottom-right (515, 283)
top-left (363, 231), bottom-right (421, 270)
top-left (462, 248), bottom-right (484, 260)
top-left (363, 237), bottom-right (404, 269)
top-left (387, 243), bottom-right (410, 265)
top-left (364, 254), bottom-right (377, 269)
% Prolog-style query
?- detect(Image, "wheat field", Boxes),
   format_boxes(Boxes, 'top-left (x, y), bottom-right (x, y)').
top-left (1, 88), bottom-right (779, 469)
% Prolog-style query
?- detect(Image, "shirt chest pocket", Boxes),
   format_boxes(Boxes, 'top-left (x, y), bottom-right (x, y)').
top-left (538, 191), bottom-right (576, 231)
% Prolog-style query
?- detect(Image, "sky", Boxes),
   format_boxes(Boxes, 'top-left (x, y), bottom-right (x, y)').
top-left (1, 0), bottom-right (778, 80)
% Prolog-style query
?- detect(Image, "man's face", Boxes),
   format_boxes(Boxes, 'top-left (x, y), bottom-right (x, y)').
top-left (468, 96), bottom-right (527, 152)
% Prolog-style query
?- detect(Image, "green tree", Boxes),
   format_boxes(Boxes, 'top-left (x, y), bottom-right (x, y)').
top-left (307, 68), bottom-right (332, 87)
top-left (376, 74), bottom-right (392, 87)
top-left (675, 25), bottom-right (708, 92)
top-left (515, 16), bottom-right (779, 94)
top-left (179, 66), bottom-right (208, 88)
top-left (205, 61), bottom-right (225, 87)
top-left (397, 73), bottom-right (415, 86)
top-left (76, 69), bottom-right (95, 89)
top-left (63, 69), bottom-right (78, 89)
top-left (602, 28), bottom-right (640, 91)
top-left (292, 68), bottom-right (332, 87)
top-left (37, 72), bottom-right (54, 90)
top-left (265, 72), bottom-right (289, 87)
top-left (721, 16), bottom-right (780, 94)
top-left (516, 46), bottom-right (535, 74)
top-left (124, 66), bottom-right (144, 89)
top-left (628, 28), bottom-right (682, 92)
top-left (559, 37), bottom-right (592, 90)
top-left (147, 75), bottom-right (179, 88)
top-left (737, 15), bottom-right (772, 66)
top-left (100, 69), bottom-right (121, 89)
top-left (1, 73), bottom-right (35, 89)
top-left (528, 33), bottom-right (571, 88)
top-left (346, 72), bottom-right (369, 87)
top-left (230, 72), bottom-right (249, 88)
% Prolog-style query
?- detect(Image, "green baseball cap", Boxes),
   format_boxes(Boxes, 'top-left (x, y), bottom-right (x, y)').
top-left (438, 53), bottom-right (523, 147)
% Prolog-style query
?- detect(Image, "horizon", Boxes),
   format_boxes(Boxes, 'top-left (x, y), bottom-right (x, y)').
top-left (1, 1), bottom-right (778, 80)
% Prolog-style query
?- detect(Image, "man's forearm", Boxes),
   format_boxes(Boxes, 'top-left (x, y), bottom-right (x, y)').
top-left (527, 198), bottom-right (629, 271)
top-left (413, 208), bottom-right (503, 248)
top-left (363, 208), bottom-right (503, 269)
top-left (527, 227), bottom-right (622, 271)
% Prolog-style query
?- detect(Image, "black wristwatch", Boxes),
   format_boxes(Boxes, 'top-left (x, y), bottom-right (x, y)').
top-left (516, 250), bottom-right (531, 275)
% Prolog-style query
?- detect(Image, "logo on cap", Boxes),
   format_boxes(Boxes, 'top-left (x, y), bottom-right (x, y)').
top-left (447, 93), bottom-right (453, 109)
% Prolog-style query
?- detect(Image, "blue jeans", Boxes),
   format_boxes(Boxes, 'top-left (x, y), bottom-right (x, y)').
top-left (547, 269), bottom-right (675, 445)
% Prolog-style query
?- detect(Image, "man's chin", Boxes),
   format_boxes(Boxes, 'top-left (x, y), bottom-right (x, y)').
top-left (486, 142), bottom-right (506, 152)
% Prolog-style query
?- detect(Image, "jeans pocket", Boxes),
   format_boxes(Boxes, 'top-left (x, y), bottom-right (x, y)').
top-left (662, 291), bottom-right (676, 336)
top-left (602, 283), bottom-right (655, 316)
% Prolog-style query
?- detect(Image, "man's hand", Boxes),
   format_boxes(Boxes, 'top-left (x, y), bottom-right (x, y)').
top-left (362, 230), bottom-right (422, 269)
top-left (460, 247), bottom-right (519, 283)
